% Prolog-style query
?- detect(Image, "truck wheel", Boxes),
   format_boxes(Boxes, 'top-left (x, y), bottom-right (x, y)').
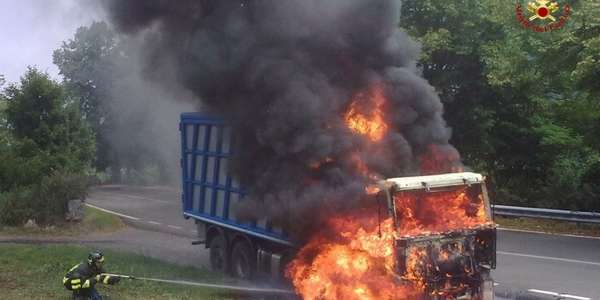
top-left (231, 240), bottom-right (256, 280)
top-left (209, 234), bottom-right (227, 273)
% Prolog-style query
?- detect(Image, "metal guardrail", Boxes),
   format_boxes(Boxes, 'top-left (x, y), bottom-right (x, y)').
top-left (492, 205), bottom-right (600, 224)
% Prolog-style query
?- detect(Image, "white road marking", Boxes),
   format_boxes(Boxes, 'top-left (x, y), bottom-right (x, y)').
top-left (498, 227), bottom-right (600, 240)
top-left (86, 203), bottom-right (188, 233)
top-left (498, 251), bottom-right (600, 267)
top-left (528, 289), bottom-right (559, 296)
top-left (528, 289), bottom-right (591, 300)
top-left (562, 294), bottom-right (593, 300)
top-left (85, 203), bottom-right (140, 221)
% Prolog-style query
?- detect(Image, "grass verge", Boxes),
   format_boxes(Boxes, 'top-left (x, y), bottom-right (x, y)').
top-left (495, 216), bottom-right (600, 237)
top-left (0, 244), bottom-right (234, 300)
top-left (0, 206), bottom-right (124, 236)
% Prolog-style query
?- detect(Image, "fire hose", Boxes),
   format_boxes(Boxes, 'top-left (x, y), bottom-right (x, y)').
top-left (100, 273), bottom-right (296, 295)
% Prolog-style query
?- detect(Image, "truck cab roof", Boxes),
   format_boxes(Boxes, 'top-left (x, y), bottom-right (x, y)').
top-left (383, 172), bottom-right (483, 191)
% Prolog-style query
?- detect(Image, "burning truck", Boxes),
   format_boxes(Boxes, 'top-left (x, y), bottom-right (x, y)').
top-left (101, 0), bottom-right (498, 298)
top-left (180, 113), bottom-right (496, 299)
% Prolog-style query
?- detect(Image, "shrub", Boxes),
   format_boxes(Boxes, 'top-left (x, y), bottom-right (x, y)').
top-left (0, 147), bottom-right (50, 193)
top-left (536, 153), bottom-right (600, 212)
top-left (35, 170), bottom-right (88, 225)
top-left (0, 186), bottom-right (35, 226)
top-left (0, 170), bottom-right (88, 226)
top-left (580, 161), bottom-right (600, 212)
top-left (0, 69), bottom-right (94, 226)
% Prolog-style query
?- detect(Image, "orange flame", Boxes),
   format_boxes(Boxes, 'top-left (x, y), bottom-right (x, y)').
top-left (287, 188), bottom-right (493, 300)
top-left (287, 82), bottom-right (491, 299)
top-left (365, 185), bottom-right (380, 195)
top-left (394, 188), bottom-right (490, 237)
top-left (345, 84), bottom-right (388, 142)
top-left (286, 213), bottom-right (420, 300)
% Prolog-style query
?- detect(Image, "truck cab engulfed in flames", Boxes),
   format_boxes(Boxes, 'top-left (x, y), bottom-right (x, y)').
top-left (376, 172), bottom-right (496, 299)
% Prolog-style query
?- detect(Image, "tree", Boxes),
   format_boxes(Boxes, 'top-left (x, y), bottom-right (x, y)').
top-left (0, 74), bottom-right (9, 151)
top-left (400, 1), bottom-right (513, 170)
top-left (53, 22), bottom-right (178, 184)
top-left (478, 1), bottom-right (600, 209)
top-left (53, 21), bottom-right (119, 173)
top-left (53, 22), bottom-right (117, 123)
top-left (0, 69), bottom-right (94, 225)
top-left (3, 68), bottom-right (95, 176)
top-left (399, 0), bottom-right (533, 201)
top-left (401, 1), bottom-right (600, 210)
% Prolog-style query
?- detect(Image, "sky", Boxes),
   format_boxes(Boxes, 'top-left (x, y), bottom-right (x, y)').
top-left (0, 0), bottom-right (105, 84)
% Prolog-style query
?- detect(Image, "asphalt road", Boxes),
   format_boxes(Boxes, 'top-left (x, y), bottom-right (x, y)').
top-left (494, 230), bottom-right (600, 299)
top-left (87, 185), bottom-right (600, 300)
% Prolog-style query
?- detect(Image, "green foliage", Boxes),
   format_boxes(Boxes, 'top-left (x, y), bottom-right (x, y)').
top-left (53, 21), bottom-right (120, 172)
top-left (0, 186), bottom-right (35, 226)
top-left (0, 206), bottom-right (124, 236)
top-left (496, 215), bottom-right (600, 237)
top-left (1, 74), bottom-right (12, 154)
top-left (580, 161), bottom-right (600, 210)
top-left (54, 22), bottom-right (177, 184)
top-left (400, 0), bottom-right (504, 172)
top-left (541, 153), bottom-right (599, 210)
top-left (53, 22), bottom-right (116, 124)
top-left (3, 68), bottom-right (95, 168)
top-left (5, 68), bottom-right (64, 142)
top-left (0, 170), bottom-right (88, 226)
top-left (401, 0), bottom-right (600, 211)
top-left (0, 149), bottom-right (47, 191)
top-left (36, 170), bottom-right (89, 224)
top-left (0, 68), bottom-right (95, 226)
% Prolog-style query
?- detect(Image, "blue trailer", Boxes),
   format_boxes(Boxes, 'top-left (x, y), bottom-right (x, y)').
top-left (180, 113), bottom-right (294, 280)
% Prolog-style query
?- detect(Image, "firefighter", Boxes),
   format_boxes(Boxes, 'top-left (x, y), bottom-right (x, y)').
top-left (63, 251), bottom-right (120, 300)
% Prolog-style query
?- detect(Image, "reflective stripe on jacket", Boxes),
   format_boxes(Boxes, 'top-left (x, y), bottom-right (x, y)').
top-left (63, 263), bottom-right (105, 291)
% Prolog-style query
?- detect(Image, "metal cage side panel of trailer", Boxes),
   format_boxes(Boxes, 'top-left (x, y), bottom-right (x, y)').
top-left (180, 113), bottom-right (289, 245)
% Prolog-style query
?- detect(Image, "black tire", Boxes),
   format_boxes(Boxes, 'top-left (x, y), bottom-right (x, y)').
top-left (231, 240), bottom-right (256, 280)
top-left (209, 234), bottom-right (227, 273)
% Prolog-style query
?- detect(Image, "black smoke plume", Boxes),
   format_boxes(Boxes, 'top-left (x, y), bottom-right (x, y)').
top-left (102, 0), bottom-right (460, 240)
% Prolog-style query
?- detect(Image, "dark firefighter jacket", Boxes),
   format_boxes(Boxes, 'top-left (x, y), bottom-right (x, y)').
top-left (63, 262), bottom-right (113, 291)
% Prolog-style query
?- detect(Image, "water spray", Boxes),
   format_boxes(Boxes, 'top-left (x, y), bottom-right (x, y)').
top-left (101, 273), bottom-right (296, 296)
